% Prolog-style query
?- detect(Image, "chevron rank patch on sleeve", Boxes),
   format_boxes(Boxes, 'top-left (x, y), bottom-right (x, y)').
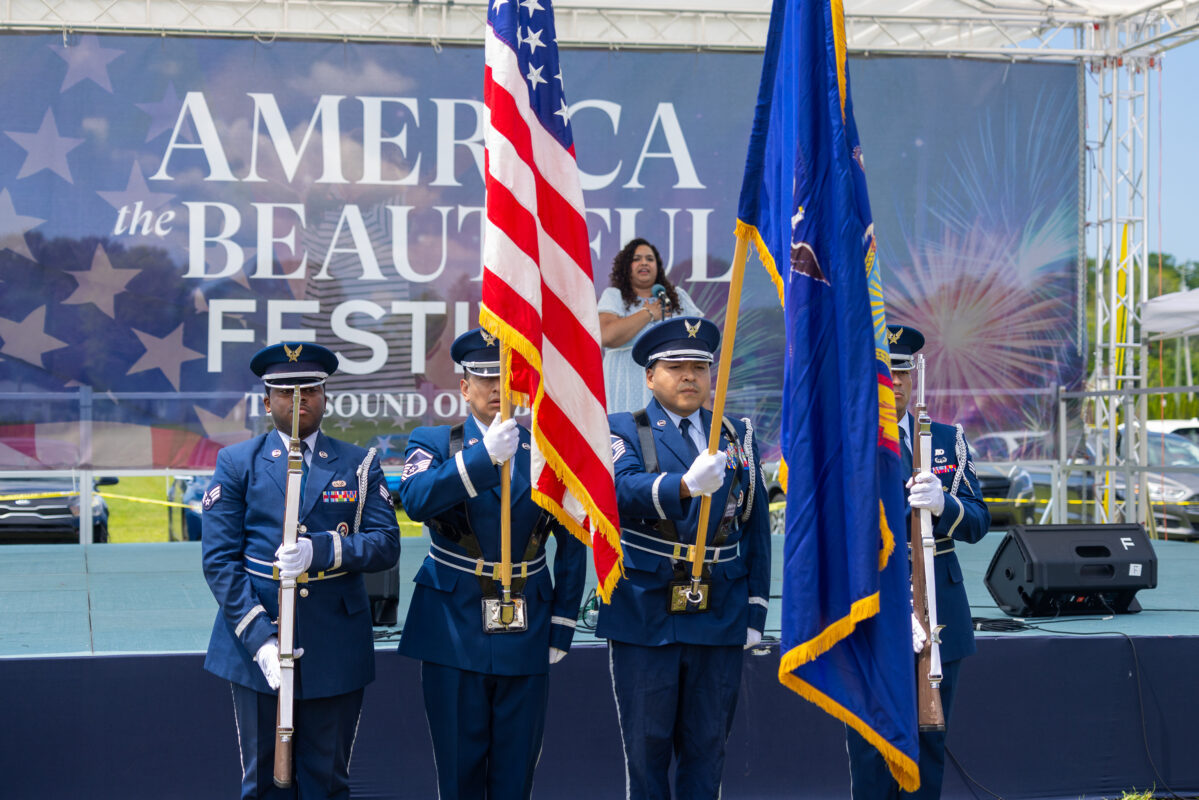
top-left (401, 448), bottom-right (434, 480)
top-left (202, 484), bottom-right (221, 510)
top-left (610, 435), bottom-right (626, 462)
top-left (379, 483), bottom-right (391, 503)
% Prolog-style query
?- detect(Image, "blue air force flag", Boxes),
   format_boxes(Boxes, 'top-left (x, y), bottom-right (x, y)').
top-left (735, 0), bottom-right (918, 789)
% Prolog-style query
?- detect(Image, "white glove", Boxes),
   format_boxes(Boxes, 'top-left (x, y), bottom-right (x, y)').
top-left (682, 449), bottom-right (727, 496)
top-left (255, 637), bottom-right (281, 690)
top-left (744, 628), bottom-right (763, 650)
top-left (911, 612), bottom-right (928, 654)
top-left (549, 647), bottom-right (567, 664)
top-left (275, 537), bottom-right (313, 579)
top-left (484, 417), bottom-right (520, 464)
top-left (907, 471), bottom-right (945, 516)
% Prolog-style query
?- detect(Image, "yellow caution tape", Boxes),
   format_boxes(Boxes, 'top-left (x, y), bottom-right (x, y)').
top-left (96, 492), bottom-right (193, 510)
top-left (767, 497), bottom-right (1196, 514)
top-left (0, 491), bottom-right (78, 502)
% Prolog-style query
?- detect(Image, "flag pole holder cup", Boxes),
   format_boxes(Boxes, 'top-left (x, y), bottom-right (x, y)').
top-left (669, 581), bottom-right (710, 613)
top-left (482, 596), bottom-right (528, 633)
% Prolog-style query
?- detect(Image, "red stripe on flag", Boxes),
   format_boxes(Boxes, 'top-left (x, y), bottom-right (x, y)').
top-left (484, 174), bottom-right (541, 266)
top-left (541, 291), bottom-right (606, 408)
top-left (485, 72), bottom-right (592, 272)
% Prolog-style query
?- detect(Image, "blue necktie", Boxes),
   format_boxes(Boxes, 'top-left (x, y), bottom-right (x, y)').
top-left (899, 427), bottom-right (913, 479)
top-left (299, 441), bottom-right (310, 499)
top-left (679, 418), bottom-right (700, 462)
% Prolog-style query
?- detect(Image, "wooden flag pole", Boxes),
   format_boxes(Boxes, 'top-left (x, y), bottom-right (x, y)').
top-left (498, 341), bottom-right (515, 623)
top-left (688, 235), bottom-right (751, 599)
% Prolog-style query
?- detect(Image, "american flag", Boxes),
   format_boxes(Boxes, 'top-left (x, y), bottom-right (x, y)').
top-left (478, 0), bottom-right (623, 598)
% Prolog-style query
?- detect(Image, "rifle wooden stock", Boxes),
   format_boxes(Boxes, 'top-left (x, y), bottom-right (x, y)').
top-left (911, 357), bottom-right (945, 732)
top-left (273, 386), bottom-right (304, 788)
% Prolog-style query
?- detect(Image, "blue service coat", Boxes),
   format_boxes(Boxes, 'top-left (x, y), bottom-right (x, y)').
top-left (598, 399), bottom-right (771, 647)
top-left (201, 430), bottom-right (401, 697)
top-left (909, 417), bottom-right (991, 663)
top-left (397, 418), bottom-right (587, 676)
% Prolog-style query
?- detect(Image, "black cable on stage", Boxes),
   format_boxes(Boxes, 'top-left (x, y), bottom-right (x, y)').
top-left (372, 627), bottom-right (403, 642)
top-left (1023, 605), bottom-right (1187, 800)
top-left (945, 745), bottom-right (1004, 800)
top-left (971, 616), bottom-right (1029, 632)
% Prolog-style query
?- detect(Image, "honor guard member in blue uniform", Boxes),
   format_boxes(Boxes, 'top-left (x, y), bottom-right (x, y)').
top-left (201, 342), bottom-right (401, 799)
top-left (396, 328), bottom-right (587, 800)
top-left (846, 325), bottom-right (991, 799)
top-left (600, 317), bottom-right (771, 800)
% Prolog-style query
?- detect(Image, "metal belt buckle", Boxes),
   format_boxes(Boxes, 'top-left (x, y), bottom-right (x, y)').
top-left (482, 595), bottom-right (528, 633)
top-left (668, 581), bottom-right (710, 614)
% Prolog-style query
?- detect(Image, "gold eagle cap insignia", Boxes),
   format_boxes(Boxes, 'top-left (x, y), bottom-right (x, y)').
top-left (481, 330), bottom-right (497, 347)
top-left (684, 320), bottom-right (701, 339)
top-left (887, 327), bottom-right (903, 345)
top-left (284, 343), bottom-right (303, 362)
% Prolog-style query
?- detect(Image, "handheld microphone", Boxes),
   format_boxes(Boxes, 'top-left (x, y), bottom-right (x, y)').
top-left (651, 284), bottom-right (672, 319)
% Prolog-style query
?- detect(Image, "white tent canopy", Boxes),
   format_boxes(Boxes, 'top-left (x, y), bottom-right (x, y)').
top-left (1142, 289), bottom-right (1199, 340)
top-left (3, 0), bottom-right (1198, 56)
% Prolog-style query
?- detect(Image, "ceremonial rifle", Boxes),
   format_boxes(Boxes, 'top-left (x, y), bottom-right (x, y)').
top-left (910, 354), bottom-right (945, 731)
top-left (274, 385), bottom-right (303, 787)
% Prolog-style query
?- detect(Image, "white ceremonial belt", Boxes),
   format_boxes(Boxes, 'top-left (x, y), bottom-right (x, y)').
top-left (243, 554), bottom-right (347, 582)
top-left (620, 528), bottom-right (739, 564)
top-left (428, 543), bottom-right (547, 580)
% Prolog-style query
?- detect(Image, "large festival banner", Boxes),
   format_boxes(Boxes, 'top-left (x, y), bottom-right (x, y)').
top-left (0, 34), bottom-right (1082, 470)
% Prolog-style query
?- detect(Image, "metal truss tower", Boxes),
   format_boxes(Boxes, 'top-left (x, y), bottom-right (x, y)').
top-left (1086, 20), bottom-right (1151, 527)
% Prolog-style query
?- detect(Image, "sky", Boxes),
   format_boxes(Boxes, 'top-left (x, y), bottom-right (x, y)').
top-left (1149, 42), bottom-right (1199, 272)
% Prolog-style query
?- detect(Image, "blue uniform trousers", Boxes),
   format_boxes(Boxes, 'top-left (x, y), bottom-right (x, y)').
top-left (846, 658), bottom-right (963, 799)
top-left (420, 662), bottom-right (550, 800)
top-left (609, 641), bottom-right (743, 800)
top-left (230, 683), bottom-right (364, 800)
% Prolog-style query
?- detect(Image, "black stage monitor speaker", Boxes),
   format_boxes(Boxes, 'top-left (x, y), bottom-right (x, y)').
top-left (984, 524), bottom-right (1157, 617)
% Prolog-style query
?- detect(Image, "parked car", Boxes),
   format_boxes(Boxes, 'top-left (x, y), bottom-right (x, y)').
top-left (974, 463), bottom-right (1038, 528)
top-left (0, 475), bottom-right (118, 543)
top-left (761, 457), bottom-right (1035, 534)
top-left (971, 430), bottom-right (1050, 462)
top-left (1144, 418), bottom-right (1199, 448)
top-left (1120, 430), bottom-right (1199, 539)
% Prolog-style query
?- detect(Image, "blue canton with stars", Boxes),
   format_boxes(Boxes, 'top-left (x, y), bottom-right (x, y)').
top-left (488, 0), bottom-right (574, 151)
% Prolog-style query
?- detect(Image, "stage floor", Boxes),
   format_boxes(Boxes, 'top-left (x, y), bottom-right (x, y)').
top-left (2, 529), bottom-right (1198, 657)
top-left (3, 529), bottom-right (1199, 799)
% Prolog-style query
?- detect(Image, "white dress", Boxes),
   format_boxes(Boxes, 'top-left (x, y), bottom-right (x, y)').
top-left (597, 286), bottom-right (702, 414)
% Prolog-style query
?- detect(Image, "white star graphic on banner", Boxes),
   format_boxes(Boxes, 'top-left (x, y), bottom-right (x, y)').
top-left (520, 0), bottom-right (544, 15)
top-left (136, 83), bottom-right (191, 143)
top-left (335, 418), bottom-right (353, 431)
top-left (553, 99), bottom-right (572, 123)
top-left (4, 110), bottom-right (85, 182)
top-left (0, 306), bottom-right (68, 368)
top-left (194, 401), bottom-right (252, 445)
top-left (492, 0), bottom-right (509, 11)
top-left (97, 162), bottom-right (174, 215)
top-left (62, 244), bottom-right (139, 319)
top-left (127, 325), bottom-right (205, 390)
top-left (0, 189), bottom-right (45, 262)
top-left (51, 35), bottom-right (124, 93)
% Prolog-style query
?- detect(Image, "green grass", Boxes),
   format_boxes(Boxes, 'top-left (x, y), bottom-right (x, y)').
top-left (98, 476), bottom-right (423, 542)
top-left (100, 476), bottom-right (185, 543)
